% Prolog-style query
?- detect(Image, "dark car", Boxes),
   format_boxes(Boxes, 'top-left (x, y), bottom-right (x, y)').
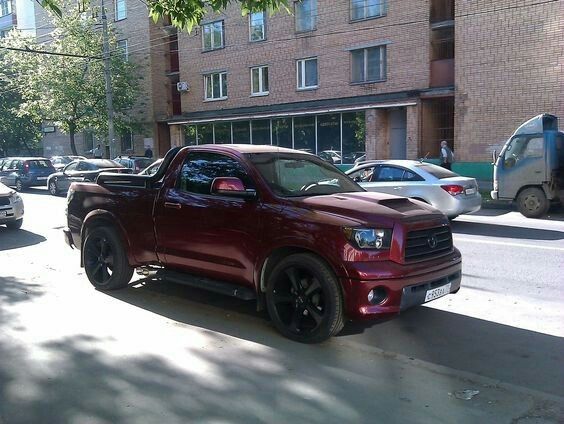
top-left (0, 157), bottom-right (56, 191)
top-left (47, 159), bottom-right (129, 196)
top-left (64, 145), bottom-right (462, 343)
top-left (50, 155), bottom-right (86, 171)
top-left (113, 156), bottom-right (155, 174)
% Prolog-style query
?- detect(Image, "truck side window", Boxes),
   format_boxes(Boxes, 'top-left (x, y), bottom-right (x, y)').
top-left (178, 152), bottom-right (255, 194)
top-left (522, 137), bottom-right (543, 159)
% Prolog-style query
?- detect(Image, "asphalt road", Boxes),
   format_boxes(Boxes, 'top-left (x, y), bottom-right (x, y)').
top-left (0, 188), bottom-right (563, 424)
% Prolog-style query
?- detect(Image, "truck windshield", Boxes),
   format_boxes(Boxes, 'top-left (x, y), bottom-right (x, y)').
top-left (247, 152), bottom-right (364, 197)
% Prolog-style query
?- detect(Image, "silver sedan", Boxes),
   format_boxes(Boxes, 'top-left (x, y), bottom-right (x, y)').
top-left (346, 160), bottom-right (482, 219)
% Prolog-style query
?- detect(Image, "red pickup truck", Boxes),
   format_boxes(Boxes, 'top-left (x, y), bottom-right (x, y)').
top-left (64, 145), bottom-right (461, 343)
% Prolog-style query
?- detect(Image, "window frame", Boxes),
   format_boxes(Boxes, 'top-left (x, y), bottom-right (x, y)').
top-left (0, 0), bottom-right (11, 17)
top-left (296, 57), bottom-right (318, 90)
top-left (350, 45), bottom-right (387, 84)
top-left (350, 0), bottom-right (387, 22)
top-left (203, 71), bottom-right (228, 101)
top-left (202, 20), bottom-right (225, 52)
top-left (115, 0), bottom-right (126, 21)
top-left (117, 39), bottom-right (128, 61)
top-left (250, 65), bottom-right (269, 96)
top-left (295, 0), bottom-right (317, 32)
top-left (249, 11), bottom-right (266, 42)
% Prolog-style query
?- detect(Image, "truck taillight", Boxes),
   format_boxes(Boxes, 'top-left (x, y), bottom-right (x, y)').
top-left (441, 184), bottom-right (464, 196)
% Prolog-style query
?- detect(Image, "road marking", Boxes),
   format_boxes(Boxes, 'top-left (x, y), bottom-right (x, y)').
top-left (454, 236), bottom-right (564, 252)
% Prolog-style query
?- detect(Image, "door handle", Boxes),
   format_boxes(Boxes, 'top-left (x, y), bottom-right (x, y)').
top-left (393, 187), bottom-right (402, 190)
top-left (164, 202), bottom-right (182, 210)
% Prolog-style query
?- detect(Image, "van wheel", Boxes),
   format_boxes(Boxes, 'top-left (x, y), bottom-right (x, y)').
top-left (517, 187), bottom-right (549, 218)
top-left (265, 253), bottom-right (344, 343)
top-left (83, 226), bottom-right (133, 290)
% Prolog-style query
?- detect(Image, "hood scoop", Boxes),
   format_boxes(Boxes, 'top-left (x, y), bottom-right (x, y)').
top-left (378, 198), bottom-right (422, 213)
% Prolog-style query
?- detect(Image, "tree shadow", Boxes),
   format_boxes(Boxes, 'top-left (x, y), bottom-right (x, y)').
top-left (0, 228), bottom-right (46, 251)
top-left (450, 221), bottom-right (564, 240)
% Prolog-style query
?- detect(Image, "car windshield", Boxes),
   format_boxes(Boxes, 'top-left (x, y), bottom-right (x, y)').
top-left (136, 159), bottom-right (154, 169)
top-left (247, 152), bottom-right (363, 197)
top-left (415, 163), bottom-right (458, 179)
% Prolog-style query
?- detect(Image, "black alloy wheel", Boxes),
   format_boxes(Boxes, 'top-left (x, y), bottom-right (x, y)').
top-left (83, 227), bottom-right (133, 290)
top-left (266, 253), bottom-right (344, 343)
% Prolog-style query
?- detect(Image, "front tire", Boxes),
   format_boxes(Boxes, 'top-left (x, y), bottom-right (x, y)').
top-left (83, 226), bottom-right (133, 290)
top-left (48, 180), bottom-right (58, 196)
top-left (265, 253), bottom-right (344, 343)
top-left (517, 187), bottom-right (549, 218)
top-left (15, 179), bottom-right (23, 192)
top-left (6, 218), bottom-right (23, 230)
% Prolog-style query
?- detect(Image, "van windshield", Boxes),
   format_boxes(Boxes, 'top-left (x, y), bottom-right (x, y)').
top-left (247, 152), bottom-right (363, 197)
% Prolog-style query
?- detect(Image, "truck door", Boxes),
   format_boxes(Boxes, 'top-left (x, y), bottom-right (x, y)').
top-left (497, 134), bottom-right (545, 200)
top-left (154, 151), bottom-right (263, 289)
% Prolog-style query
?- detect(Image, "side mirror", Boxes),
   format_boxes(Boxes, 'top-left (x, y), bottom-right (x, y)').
top-left (210, 177), bottom-right (257, 199)
top-left (353, 176), bottom-right (362, 182)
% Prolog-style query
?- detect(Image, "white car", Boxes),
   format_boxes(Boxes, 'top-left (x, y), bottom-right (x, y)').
top-left (0, 182), bottom-right (24, 229)
top-left (346, 160), bottom-right (482, 219)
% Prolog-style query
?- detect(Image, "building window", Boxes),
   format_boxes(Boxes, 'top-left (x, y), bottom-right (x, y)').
top-left (115, 0), bottom-right (126, 21)
top-left (251, 66), bottom-right (269, 96)
top-left (120, 130), bottom-right (133, 153)
top-left (351, 46), bottom-right (386, 83)
top-left (0, 0), bottom-right (11, 17)
top-left (350, 0), bottom-right (386, 21)
top-left (117, 39), bottom-right (128, 61)
top-left (295, 0), bottom-right (317, 32)
top-left (202, 20), bottom-right (224, 51)
top-left (204, 72), bottom-right (227, 100)
top-left (296, 57), bottom-right (318, 90)
top-left (249, 11), bottom-right (266, 41)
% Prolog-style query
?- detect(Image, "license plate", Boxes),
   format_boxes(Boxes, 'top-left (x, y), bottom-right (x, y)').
top-left (465, 188), bottom-right (476, 195)
top-left (0, 211), bottom-right (7, 218)
top-left (37, 177), bottom-right (47, 180)
top-left (424, 283), bottom-right (451, 302)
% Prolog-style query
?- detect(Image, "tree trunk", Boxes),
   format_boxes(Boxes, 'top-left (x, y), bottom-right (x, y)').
top-left (20, 138), bottom-right (33, 156)
top-left (69, 122), bottom-right (78, 155)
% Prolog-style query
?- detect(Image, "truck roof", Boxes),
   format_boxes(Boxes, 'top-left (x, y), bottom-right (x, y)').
top-left (185, 144), bottom-right (312, 156)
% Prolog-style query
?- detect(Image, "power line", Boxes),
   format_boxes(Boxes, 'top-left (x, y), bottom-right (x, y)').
top-left (0, 45), bottom-right (101, 59)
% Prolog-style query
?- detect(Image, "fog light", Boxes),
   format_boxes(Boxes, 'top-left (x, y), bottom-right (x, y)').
top-left (367, 287), bottom-right (388, 305)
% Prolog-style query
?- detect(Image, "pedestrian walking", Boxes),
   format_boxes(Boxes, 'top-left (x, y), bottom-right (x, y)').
top-left (93, 144), bottom-right (103, 159)
top-left (440, 140), bottom-right (454, 170)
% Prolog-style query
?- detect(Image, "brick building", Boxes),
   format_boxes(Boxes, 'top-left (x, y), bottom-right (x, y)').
top-left (164, 0), bottom-right (563, 176)
top-left (35, 0), bottom-right (172, 158)
top-left (0, 0), bottom-right (36, 38)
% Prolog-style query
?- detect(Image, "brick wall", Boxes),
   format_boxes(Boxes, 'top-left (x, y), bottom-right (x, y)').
top-left (177, 0), bottom-right (430, 114)
top-left (455, 0), bottom-right (564, 162)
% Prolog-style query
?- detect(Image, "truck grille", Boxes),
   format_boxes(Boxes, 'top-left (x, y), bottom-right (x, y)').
top-left (405, 226), bottom-right (453, 262)
top-left (0, 197), bottom-right (10, 206)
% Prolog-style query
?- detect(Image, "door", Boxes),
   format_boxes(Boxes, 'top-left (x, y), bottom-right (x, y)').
top-left (363, 165), bottom-right (409, 196)
top-left (2, 160), bottom-right (21, 186)
top-left (389, 108), bottom-right (407, 159)
top-left (57, 162), bottom-right (79, 191)
top-left (498, 135), bottom-right (545, 199)
top-left (154, 151), bottom-right (263, 288)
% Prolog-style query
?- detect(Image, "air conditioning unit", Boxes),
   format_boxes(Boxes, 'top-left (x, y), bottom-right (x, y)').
top-left (177, 81), bottom-right (190, 92)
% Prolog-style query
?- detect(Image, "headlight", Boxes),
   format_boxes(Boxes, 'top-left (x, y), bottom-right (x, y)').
top-left (9, 192), bottom-right (22, 203)
top-left (343, 227), bottom-right (392, 250)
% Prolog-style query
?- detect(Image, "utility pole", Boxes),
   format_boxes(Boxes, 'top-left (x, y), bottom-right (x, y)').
top-left (101, 0), bottom-right (115, 158)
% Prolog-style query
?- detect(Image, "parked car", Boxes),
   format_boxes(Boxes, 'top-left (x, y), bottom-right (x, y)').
top-left (65, 145), bottom-right (462, 343)
top-left (113, 156), bottom-right (155, 174)
top-left (139, 158), bottom-right (163, 176)
top-left (317, 150), bottom-right (342, 164)
top-left (346, 160), bottom-right (481, 219)
top-left (0, 181), bottom-right (24, 229)
top-left (47, 159), bottom-right (129, 196)
top-left (342, 151), bottom-right (366, 164)
top-left (50, 155), bottom-right (86, 171)
top-left (0, 157), bottom-right (56, 191)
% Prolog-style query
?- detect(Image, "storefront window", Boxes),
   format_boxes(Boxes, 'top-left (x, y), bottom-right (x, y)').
top-left (293, 116), bottom-right (315, 153)
top-left (197, 124), bottom-right (213, 145)
top-left (342, 112), bottom-right (366, 163)
top-left (317, 114), bottom-right (341, 164)
top-left (214, 122), bottom-right (231, 144)
top-left (232, 121), bottom-right (251, 144)
top-left (252, 120), bottom-right (271, 145)
top-left (272, 118), bottom-right (292, 148)
top-left (184, 125), bottom-right (197, 145)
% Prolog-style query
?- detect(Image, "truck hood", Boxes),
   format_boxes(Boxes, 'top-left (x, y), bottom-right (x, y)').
top-left (291, 192), bottom-right (445, 227)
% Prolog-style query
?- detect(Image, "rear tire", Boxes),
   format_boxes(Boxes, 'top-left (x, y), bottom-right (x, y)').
top-left (265, 253), bottom-right (344, 343)
top-left (83, 226), bottom-right (133, 290)
top-left (6, 218), bottom-right (23, 230)
top-left (517, 187), bottom-right (549, 218)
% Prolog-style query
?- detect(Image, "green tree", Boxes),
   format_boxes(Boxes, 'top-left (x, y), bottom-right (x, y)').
top-left (3, 5), bottom-right (139, 155)
top-left (40, 0), bottom-right (290, 31)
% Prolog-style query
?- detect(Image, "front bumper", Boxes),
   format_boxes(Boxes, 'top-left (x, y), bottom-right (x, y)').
top-left (341, 256), bottom-right (462, 320)
top-left (0, 201), bottom-right (24, 223)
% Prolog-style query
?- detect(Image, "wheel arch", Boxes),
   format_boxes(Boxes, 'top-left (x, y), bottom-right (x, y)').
top-left (514, 184), bottom-right (546, 201)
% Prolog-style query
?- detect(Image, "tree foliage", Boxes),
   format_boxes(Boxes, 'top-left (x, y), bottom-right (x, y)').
top-left (2, 4), bottom-right (139, 155)
top-left (41, 0), bottom-right (290, 32)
